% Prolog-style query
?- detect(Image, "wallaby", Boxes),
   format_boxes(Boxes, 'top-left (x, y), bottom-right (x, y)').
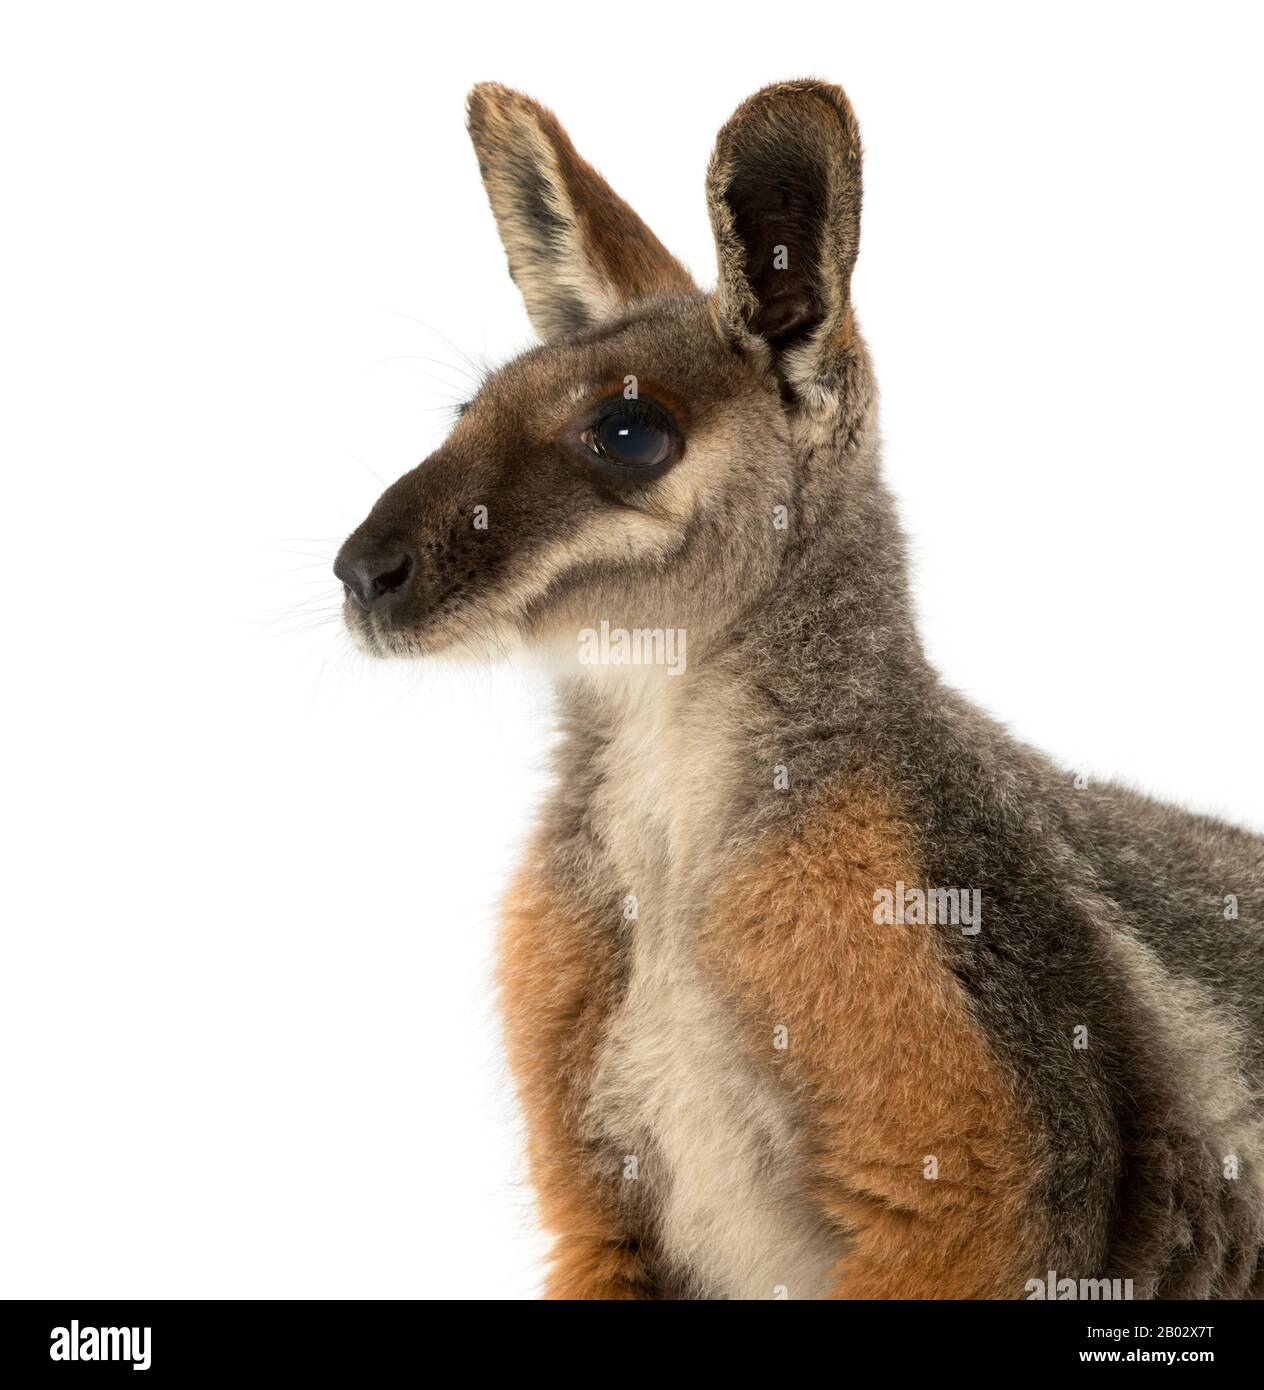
top-left (334, 80), bottom-right (1264, 1299)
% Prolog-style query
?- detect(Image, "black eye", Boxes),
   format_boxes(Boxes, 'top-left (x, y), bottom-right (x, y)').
top-left (581, 399), bottom-right (679, 472)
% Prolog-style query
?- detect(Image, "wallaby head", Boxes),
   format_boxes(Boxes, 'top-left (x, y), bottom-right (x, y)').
top-left (334, 81), bottom-right (890, 673)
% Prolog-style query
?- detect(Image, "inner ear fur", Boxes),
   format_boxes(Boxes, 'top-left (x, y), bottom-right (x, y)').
top-left (707, 80), bottom-right (863, 394)
top-left (467, 83), bottom-right (694, 342)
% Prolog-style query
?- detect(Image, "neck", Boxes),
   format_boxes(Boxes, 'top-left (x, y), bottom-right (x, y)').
top-left (542, 513), bottom-right (930, 880)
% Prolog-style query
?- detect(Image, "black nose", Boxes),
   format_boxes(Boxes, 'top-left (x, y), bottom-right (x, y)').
top-left (334, 544), bottom-right (417, 612)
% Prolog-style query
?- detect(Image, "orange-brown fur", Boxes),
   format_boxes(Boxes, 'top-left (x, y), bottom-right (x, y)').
top-left (499, 844), bottom-right (647, 1299)
top-left (502, 777), bottom-right (1047, 1298)
top-left (700, 775), bottom-right (1047, 1298)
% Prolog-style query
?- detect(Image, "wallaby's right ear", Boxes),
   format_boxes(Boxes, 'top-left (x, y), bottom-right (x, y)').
top-left (707, 81), bottom-right (863, 405)
top-left (467, 83), bottom-right (693, 343)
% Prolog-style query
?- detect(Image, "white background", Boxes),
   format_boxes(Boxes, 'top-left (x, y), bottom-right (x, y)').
top-left (2, 1), bottom-right (1261, 1298)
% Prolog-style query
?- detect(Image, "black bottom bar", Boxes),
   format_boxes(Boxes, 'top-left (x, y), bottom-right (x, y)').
top-left (2, 1297), bottom-right (1253, 1378)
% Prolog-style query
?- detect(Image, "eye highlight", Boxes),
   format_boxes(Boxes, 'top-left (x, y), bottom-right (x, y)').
top-left (580, 397), bottom-right (680, 474)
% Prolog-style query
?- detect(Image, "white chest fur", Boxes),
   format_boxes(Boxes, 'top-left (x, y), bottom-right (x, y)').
top-left (573, 669), bottom-right (841, 1299)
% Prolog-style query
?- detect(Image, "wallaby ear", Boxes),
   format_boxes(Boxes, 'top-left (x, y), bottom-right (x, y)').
top-left (466, 83), bottom-right (694, 342)
top-left (707, 80), bottom-right (863, 401)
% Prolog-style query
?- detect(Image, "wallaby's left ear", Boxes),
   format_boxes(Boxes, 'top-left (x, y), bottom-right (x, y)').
top-left (707, 80), bottom-right (863, 402)
top-left (467, 83), bottom-right (694, 343)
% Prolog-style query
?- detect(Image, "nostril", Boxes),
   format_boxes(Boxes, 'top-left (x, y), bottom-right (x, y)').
top-left (372, 551), bottom-right (414, 598)
top-left (333, 554), bottom-right (372, 611)
top-left (334, 544), bottom-right (417, 612)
